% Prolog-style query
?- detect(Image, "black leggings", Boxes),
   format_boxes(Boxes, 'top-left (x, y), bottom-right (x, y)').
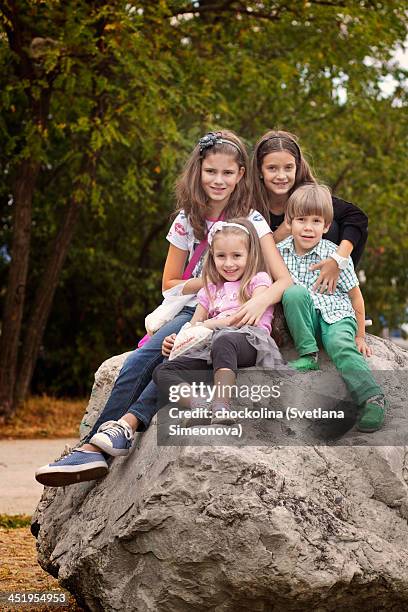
top-left (153, 332), bottom-right (257, 396)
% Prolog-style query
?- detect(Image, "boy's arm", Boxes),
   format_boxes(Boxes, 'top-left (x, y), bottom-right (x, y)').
top-left (348, 286), bottom-right (373, 357)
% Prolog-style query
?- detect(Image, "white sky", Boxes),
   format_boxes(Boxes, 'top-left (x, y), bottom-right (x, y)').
top-left (393, 45), bottom-right (408, 68)
top-left (380, 43), bottom-right (408, 96)
top-left (336, 43), bottom-right (408, 103)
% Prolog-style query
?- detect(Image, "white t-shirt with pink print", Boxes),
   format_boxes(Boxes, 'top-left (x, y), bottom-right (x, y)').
top-left (166, 209), bottom-right (272, 307)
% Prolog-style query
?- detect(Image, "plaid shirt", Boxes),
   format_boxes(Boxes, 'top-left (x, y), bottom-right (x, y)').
top-left (277, 236), bottom-right (359, 324)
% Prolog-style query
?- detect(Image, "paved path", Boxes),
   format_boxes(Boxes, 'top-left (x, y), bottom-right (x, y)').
top-left (0, 438), bottom-right (78, 515)
top-left (391, 338), bottom-right (408, 349)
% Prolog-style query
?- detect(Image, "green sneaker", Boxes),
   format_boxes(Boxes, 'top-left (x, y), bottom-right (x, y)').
top-left (289, 354), bottom-right (320, 372)
top-left (357, 395), bottom-right (386, 433)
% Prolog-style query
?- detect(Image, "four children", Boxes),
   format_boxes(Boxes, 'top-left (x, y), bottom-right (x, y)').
top-left (35, 130), bottom-right (386, 488)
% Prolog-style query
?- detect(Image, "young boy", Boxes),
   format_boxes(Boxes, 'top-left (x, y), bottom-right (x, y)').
top-left (277, 184), bottom-right (386, 433)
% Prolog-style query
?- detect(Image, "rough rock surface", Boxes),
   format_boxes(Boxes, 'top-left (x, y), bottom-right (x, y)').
top-left (33, 335), bottom-right (408, 611)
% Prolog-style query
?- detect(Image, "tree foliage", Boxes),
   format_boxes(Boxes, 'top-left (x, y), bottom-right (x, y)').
top-left (0, 0), bottom-right (407, 406)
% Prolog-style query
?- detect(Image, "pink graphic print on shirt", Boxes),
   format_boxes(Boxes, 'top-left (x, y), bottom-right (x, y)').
top-left (174, 223), bottom-right (188, 236)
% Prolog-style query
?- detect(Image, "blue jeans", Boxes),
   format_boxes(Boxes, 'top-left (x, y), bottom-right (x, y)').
top-left (85, 306), bottom-right (195, 438)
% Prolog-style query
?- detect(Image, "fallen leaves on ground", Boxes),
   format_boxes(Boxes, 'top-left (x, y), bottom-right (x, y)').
top-left (0, 396), bottom-right (86, 440)
top-left (0, 526), bottom-right (83, 611)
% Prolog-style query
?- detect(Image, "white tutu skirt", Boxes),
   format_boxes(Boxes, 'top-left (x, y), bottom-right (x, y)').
top-left (177, 325), bottom-right (292, 371)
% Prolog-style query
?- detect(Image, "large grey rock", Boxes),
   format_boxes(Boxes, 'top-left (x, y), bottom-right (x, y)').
top-left (33, 336), bottom-right (408, 611)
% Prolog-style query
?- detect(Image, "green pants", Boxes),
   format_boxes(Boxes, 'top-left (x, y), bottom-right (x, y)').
top-left (282, 285), bottom-right (382, 405)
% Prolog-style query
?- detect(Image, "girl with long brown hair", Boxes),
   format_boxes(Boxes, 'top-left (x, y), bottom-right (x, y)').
top-left (36, 132), bottom-right (291, 486)
top-left (252, 130), bottom-right (368, 294)
top-left (153, 218), bottom-right (289, 422)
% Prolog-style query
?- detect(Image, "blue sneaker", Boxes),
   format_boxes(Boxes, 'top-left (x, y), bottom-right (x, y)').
top-left (35, 449), bottom-right (108, 487)
top-left (90, 420), bottom-right (134, 457)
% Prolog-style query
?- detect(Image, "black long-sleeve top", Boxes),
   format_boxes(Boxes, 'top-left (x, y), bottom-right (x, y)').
top-left (269, 195), bottom-right (368, 266)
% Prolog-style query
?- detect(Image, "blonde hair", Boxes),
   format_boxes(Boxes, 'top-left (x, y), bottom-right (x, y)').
top-left (285, 184), bottom-right (333, 225)
top-left (251, 130), bottom-right (317, 219)
top-left (175, 130), bottom-right (250, 241)
top-left (202, 217), bottom-right (267, 306)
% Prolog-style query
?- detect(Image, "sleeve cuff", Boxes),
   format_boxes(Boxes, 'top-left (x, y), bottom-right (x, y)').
top-left (250, 271), bottom-right (272, 291)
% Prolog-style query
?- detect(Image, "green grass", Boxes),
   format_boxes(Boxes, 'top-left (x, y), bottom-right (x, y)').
top-left (0, 514), bottom-right (32, 529)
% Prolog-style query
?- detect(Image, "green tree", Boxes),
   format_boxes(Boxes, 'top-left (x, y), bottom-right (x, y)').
top-left (0, 0), bottom-right (217, 417)
top-left (1, 0), bottom-right (407, 411)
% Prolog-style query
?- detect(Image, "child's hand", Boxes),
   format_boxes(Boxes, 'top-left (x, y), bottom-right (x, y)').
top-left (355, 336), bottom-right (373, 357)
top-left (162, 333), bottom-right (176, 356)
top-left (309, 258), bottom-right (341, 294)
top-left (229, 292), bottom-right (270, 327)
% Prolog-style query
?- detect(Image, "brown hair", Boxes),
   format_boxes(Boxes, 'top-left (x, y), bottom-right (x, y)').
top-left (175, 130), bottom-right (250, 241)
top-left (202, 217), bottom-right (267, 306)
top-left (251, 130), bottom-right (317, 219)
top-left (286, 184), bottom-right (333, 225)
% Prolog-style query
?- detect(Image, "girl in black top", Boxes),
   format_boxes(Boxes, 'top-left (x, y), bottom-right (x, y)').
top-left (251, 130), bottom-right (368, 295)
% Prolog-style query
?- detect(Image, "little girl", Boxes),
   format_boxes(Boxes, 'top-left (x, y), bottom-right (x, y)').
top-left (153, 218), bottom-right (289, 421)
top-left (36, 132), bottom-right (291, 486)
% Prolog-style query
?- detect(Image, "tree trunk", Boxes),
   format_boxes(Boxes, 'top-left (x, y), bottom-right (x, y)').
top-left (0, 4), bottom-right (105, 416)
top-left (0, 1), bottom-right (52, 419)
top-left (13, 197), bottom-right (81, 408)
top-left (14, 155), bottom-right (97, 408)
top-left (0, 159), bottom-right (40, 420)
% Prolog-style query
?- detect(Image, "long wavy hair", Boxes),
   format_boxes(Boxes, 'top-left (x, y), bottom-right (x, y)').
top-left (251, 130), bottom-right (317, 219)
top-left (202, 217), bottom-right (267, 307)
top-left (175, 130), bottom-right (250, 241)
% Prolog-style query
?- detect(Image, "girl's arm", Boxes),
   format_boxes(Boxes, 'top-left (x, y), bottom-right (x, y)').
top-left (230, 234), bottom-right (293, 326)
top-left (190, 304), bottom-right (209, 324)
top-left (251, 285), bottom-right (270, 298)
top-left (193, 303), bottom-right (231, 330)
top-left (201, 318), bottom-right (231, 330)
top-left (310, 197), bottom-right (368, 293)
top-left (310, 240), bottom-right (354, 294)
top-left (332, 196), bottom-right (368, 253)
top-left (162, 244), bottom-right (204, 294)
top-left (271, 219), bottom-right (292, 243)
top-left (348, 286), bottom-right (372, 357)
top-left (162, 303), bottom-right (209, 356)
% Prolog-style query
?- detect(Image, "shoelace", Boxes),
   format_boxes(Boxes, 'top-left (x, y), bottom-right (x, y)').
top-left (367, 394), bottom-right (385, 409)
top-left (53, 444), bottom-right (76, 462)
top-left (99, 421), bottom-right (132, 441)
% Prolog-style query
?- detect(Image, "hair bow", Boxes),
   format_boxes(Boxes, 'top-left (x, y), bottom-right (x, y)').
top-left (198, 132), bottom-right (242, 155)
